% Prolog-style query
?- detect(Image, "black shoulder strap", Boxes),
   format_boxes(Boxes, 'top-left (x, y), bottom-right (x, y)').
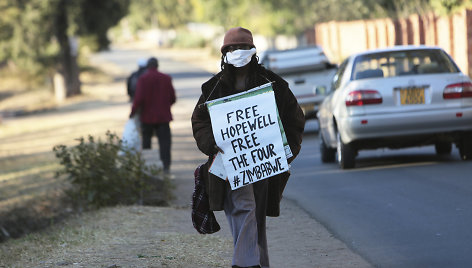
top-left (198, 74), bottom-right (224, 109)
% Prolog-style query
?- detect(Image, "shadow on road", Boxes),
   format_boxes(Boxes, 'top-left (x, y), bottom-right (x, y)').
top-left (354, 151), bottom-right (458, 170)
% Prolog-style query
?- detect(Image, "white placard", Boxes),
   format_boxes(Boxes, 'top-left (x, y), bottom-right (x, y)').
top-left (207, 85), bottom-right (289, 190)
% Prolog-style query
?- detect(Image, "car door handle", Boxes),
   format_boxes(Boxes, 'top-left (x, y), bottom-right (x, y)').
top-left (294, 79), bottom-right (305, 84)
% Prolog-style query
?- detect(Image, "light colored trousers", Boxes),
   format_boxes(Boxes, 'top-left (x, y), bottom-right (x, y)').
top-left (224, 180), bottom-right (269, 268)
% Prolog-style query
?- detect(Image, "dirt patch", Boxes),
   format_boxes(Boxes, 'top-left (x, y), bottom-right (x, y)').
top-left (0, 176), bottom-right (170, 243)
top-left (0, 191), bottom-right (73, 242)
top-left (0, 206), bottom-right (233, 268)
top-left (0, 62), bottom-right (134, 243)
top-left (0, 200), bottom-right (372, 268)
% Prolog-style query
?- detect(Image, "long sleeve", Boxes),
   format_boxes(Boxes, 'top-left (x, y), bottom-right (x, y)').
top-left (130, 78), bottom-right (144, 117)
top-left (191, 94), bottom-right (218, 156)
top-left (169, 78), bottom-right (176, 105)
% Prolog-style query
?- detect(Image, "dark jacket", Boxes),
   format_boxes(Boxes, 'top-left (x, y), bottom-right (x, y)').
top-left (191, 65), bottom-right (305, 217)
top-left (130, 68), bottom-right (176, 123)
top-left (127, 67), bottom-right (147, 100)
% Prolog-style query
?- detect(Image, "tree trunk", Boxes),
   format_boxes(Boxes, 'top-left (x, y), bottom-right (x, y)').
top-left (54, 0), bottom-right (81, 102)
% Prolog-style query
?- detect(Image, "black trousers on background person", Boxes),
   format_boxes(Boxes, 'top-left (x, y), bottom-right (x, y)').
top-left (141, 122), bottom-right (171, 172)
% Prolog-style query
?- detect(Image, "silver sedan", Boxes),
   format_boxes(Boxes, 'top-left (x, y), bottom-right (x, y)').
top-left (317, 45), bottom-right (472, 169)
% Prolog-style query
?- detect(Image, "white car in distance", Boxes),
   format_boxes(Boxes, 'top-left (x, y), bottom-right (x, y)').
top-left (317, 45), bottom-right (472, 169)
top-left (259, 46), bottom-right (337, 120)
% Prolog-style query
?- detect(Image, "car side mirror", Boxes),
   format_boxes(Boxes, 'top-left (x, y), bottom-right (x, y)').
top-left (315, 86), bottom-right (328, 95)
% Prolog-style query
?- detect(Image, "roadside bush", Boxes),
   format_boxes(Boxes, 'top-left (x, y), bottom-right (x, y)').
top-left (53, 131), bottom-right (173, 209)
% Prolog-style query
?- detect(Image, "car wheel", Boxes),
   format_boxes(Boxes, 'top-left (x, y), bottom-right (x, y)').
top-left (320, 133), bottom-right (336, 163)
top-left (435, 142), bottom-right (452, 155)
top-left (336, 132), bottom-right (356, 169)
top-left (458, 135), bottom-right (472, 160)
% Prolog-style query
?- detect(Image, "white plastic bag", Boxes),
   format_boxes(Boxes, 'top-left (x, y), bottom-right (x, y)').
top-left (121, 115), bottom-right (141, 153)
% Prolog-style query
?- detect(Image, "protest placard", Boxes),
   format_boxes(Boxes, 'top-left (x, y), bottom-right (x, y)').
top-left (206, 83), bottom-right (290, 190)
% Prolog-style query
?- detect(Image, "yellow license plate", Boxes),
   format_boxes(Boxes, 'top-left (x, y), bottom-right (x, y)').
top-left (400, 87), bottom-right (425, 105)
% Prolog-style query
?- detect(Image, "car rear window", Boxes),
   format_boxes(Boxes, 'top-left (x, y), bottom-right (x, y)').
top-left (351, 49), bottom-right (459, 80)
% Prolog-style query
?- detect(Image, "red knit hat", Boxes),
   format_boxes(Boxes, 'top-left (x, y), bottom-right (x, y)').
top-left (221, 27), bottom-right (255, 53)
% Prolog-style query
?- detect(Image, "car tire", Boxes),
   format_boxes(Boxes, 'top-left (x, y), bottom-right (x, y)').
top-left (435, 142), bottom-right (452, 155)
top-left (458, 135), bottom-right (472, 160)
top-left (336, 132), bottom-right (356, 169)
top-left (320, 133), bottom-right (336, 163)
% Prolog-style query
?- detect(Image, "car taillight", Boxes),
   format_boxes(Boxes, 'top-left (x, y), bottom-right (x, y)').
top-left (443, 82), bottom-right (472, 99)
top-left (345, 90), bottom-right (383, 106)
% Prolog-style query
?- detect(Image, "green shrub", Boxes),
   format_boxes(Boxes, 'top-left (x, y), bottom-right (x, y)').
top-left (53, 131), bottom-right (172, 209)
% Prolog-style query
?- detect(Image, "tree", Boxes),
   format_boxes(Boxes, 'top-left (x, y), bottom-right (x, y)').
top-left (189, 0), bottom-right (388, 36)
top-left (52, 0), bottom-right (130, 99)
top-left (0, 0), bottom-right (130, 100)
top-left (0, 1), bottom-right (58, 79)
top-left (72, 0), bottom-right (131, 50)
top-left (430, 0), bottom-right (472, 15)
top-left (375, 0), bottom-right (432, 18)
top-left (126, 0), bottom-right (193, 31)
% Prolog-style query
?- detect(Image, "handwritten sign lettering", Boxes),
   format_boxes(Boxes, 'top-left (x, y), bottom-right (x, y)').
top-left (207, 84), bottom-right (289, 190)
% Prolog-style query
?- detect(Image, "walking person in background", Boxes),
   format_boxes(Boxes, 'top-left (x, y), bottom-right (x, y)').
top-left (191, 27), bottom-right (305, 268)
top-left (130, 57), bottom-right (176, 174)
top-left (127, 58), bottom-right (148, 102)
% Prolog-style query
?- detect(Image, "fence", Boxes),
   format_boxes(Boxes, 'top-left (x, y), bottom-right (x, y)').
top-left (314, 9), bottom-right (472, 77)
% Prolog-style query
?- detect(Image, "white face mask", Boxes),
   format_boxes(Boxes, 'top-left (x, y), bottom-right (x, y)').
top-left (225, 48), bottom-right (256, 67)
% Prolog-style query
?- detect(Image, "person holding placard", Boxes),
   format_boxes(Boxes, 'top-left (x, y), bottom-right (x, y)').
top-left (191, 27), bottom-right (305, 268)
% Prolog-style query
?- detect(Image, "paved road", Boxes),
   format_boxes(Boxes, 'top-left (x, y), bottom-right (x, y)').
top-left (286, 122), bottom-right (472, 267)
